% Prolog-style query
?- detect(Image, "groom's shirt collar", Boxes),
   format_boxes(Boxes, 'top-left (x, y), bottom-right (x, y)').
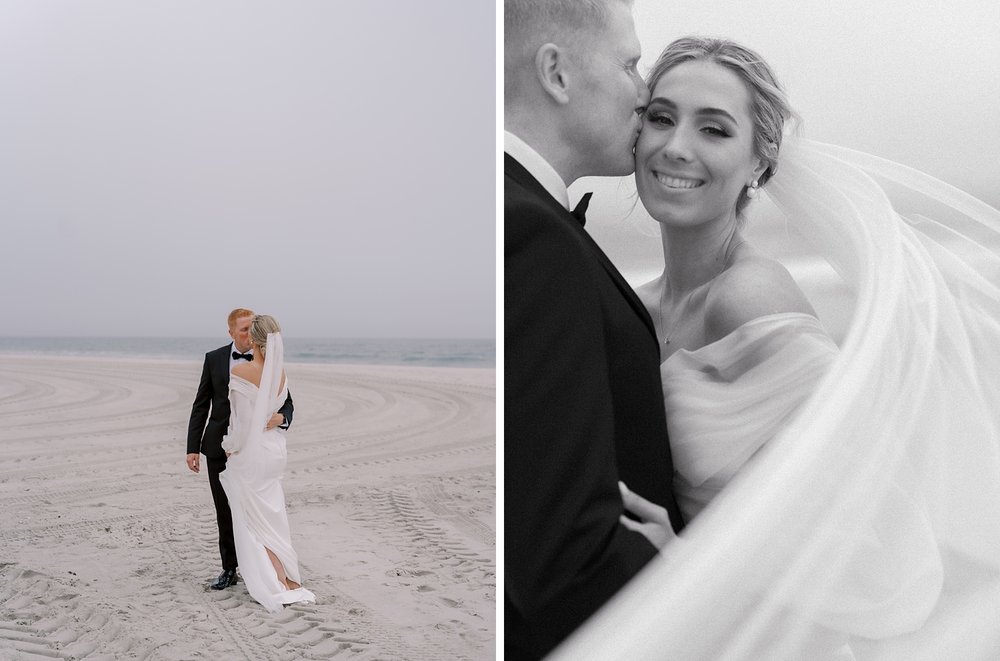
top-left (228, 341), bottom-right (253, 371)
top-left (504, 131), bottom-right (569, 211)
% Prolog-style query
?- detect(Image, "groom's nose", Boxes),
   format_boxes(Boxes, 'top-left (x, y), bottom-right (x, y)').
top-left (635, 76), bottom-right (650, 108)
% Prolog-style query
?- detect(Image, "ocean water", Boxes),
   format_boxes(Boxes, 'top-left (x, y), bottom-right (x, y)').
top-left (0, 337), bottom-right (495, 368)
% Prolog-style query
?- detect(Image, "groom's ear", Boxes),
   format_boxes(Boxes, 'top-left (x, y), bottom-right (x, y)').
top-left (535, 43), bottom-right (571, 105)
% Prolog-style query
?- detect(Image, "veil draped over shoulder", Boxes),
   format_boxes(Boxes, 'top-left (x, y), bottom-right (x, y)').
top-left (552, 138), bottom-right (1000, 659)
top-left (247, 332), bottom-right (285, 448)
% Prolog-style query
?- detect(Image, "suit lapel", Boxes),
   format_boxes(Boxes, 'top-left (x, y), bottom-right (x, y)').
top-left (570, 214), bottom-right (659, 342)
top-left (505, 154), bottom-right (658, 341)
top-left (216, 345), bottom-right (232, 386)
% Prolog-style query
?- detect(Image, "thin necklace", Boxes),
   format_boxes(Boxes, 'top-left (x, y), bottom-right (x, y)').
top-left (658, 238), bottom-right (746, 345)
top-left (658, 283), bottom-right (696, 345)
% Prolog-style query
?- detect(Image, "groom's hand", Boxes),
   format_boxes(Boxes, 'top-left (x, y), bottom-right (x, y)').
top-left (619, 481), bottom-right (676, 550)
top-left (266, 413), bottom-right (285, 430)
top-left (186, 453), bottom-right (200, 473)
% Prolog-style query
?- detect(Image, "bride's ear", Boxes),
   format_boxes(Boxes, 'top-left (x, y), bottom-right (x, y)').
top-left (535, 43), bottom-right (571, 105)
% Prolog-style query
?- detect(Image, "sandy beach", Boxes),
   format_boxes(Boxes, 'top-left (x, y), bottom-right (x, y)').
top-left (0, 355), bottom-right (495, 660)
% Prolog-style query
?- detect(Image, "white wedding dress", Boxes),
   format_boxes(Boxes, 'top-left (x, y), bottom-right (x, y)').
top-left (663, 312), bottom-right (838, 523)
top-left (220, 333), bottom-right (315, 613)
top-left (551, 138), bottom-right (1000, 660)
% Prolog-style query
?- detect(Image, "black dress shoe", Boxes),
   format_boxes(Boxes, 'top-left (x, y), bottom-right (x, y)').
top-left (210, 568), bottom-right (239, 590)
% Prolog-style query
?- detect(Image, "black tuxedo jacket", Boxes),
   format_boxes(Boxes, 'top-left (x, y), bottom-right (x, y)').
top-left (187, 344), bottom-right (294, 459)
top-left (505, 153), bottom-right (683, 659)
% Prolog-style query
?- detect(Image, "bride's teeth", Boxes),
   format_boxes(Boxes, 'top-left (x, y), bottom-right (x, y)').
top-left (656, 173), bottom-right (703, 189)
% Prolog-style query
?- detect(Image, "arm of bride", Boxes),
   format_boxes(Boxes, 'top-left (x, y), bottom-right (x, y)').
top-left (271, 388), bottom-right (293, 430)
top-left (221, 384), bottom-right (252, 456)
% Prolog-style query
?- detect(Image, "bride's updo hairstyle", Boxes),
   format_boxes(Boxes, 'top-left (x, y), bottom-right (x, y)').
top-left (249, 314), bottom-right (281, 357)
top-left (645, 37), bottom-right (795, 217)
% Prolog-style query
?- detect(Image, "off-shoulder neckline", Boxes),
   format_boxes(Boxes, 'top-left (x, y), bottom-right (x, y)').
top-left (662, 312), bottom-right (826, 368)
top-left (231, 373), bottom-right (259, 388)
top-left (231, 373), bottom-right (287, 392)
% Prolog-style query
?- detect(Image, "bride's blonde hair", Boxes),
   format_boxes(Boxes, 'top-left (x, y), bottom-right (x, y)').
top-left (249, 315), bottom-right (281, 357)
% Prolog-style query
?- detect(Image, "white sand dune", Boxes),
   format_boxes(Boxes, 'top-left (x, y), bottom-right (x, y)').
top-left (0, 355), bottom-right (495, 660)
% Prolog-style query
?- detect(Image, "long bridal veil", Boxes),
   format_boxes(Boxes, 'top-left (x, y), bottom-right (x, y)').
top-left (252, 331), bottom-right (284, 432)
top-left (235, 331), bottom-right (285, 458)
top-left (552, 138), bottom-right (1000, 660)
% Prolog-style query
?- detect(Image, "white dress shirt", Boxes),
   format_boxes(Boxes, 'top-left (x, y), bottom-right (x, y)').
top-left (504, 130), bottom-right (570, 211)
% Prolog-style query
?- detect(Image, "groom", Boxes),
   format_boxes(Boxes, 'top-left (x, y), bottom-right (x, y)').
top-left (505, 0), bottom-right (683, 658)
top-left (186, 308), bottom-right (294, 590)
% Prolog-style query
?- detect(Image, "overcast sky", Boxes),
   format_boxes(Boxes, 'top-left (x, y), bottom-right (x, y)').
top-left (577, 0), bottom-right (1000, 288)
top-left (0, 1), bottom-right (494, 338)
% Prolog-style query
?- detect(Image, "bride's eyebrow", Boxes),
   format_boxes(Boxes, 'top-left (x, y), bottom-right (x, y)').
top-left (648, 97), bottom-right (740, 126)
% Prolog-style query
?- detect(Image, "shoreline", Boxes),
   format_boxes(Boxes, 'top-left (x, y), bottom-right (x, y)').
top-left (0, 337), bottom-right (496, 371)
top-left (0, 350), bottom-right (496, 372)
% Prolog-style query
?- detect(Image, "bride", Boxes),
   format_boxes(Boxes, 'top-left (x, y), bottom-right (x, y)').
top-left (220, 314), bottom-right (315, 612)
top-left (553, 37), bottom-right (1000, 659)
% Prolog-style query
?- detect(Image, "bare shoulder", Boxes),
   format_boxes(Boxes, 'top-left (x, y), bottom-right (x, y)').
top-left (231, 362), bottom-right (260, 387)
top-left (704, 256), bottom-right (817, 344)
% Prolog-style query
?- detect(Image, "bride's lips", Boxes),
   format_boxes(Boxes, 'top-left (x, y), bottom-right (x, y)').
top-left (653, 171), bottom-right (705, 190)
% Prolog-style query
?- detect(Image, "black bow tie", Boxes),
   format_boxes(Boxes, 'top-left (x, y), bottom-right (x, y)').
top-left (232, 351), bottom-right (253, 361)
top-left (571, 192), bottom-right (592, 226)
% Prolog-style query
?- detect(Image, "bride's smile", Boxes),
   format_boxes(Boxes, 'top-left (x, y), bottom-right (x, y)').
top-left (635, 58), bottom-right (764, 230)
top-left (652, 172), bottom-right (705, 190)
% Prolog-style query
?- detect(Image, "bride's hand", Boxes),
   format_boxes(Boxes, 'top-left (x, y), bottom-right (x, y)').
top-left (618, 481), bottom-right (677, 550)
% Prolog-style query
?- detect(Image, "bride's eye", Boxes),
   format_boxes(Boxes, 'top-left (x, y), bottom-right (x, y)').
top-left (645, 111), bottom-right (674, 127)
top-left (702, 125), bottom-right (731, 138)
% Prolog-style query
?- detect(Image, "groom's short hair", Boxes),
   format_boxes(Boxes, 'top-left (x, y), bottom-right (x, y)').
top-left (504, 0), bottom-right (630, 81)
top-left (227, 308), bottom-right (254, 329)
top-left (504, 0), bottom-right (612, 32)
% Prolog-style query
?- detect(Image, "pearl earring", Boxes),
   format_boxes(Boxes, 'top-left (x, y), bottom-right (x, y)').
top-left (746, 180), bottom-right (759, 199)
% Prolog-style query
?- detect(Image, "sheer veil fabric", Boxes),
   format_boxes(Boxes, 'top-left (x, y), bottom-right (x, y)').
top-left (251, 332), bottom-right (284, 448)
top-left (550, 138), bottom-right (1000, 659)
top-left (221, 332), bottom-right (285, 457)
